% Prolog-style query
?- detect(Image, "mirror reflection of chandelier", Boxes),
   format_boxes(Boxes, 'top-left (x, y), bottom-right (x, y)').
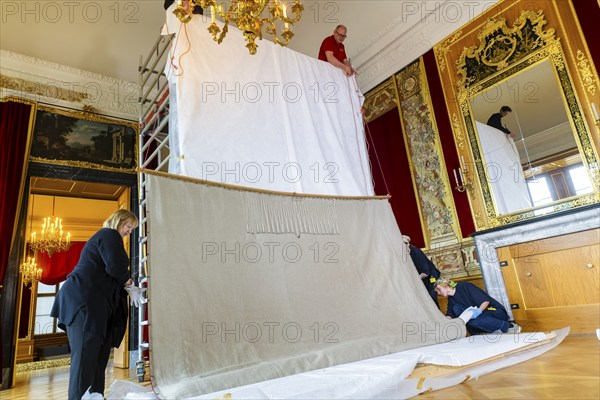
top-left (173, 0), bottom-right (304, 54)
top-left (20, 256), bottom-right (42, 286)
top-left (30, 196), bottom-right (71, 257)
top-left (21, 195), bottom-right (43, 286)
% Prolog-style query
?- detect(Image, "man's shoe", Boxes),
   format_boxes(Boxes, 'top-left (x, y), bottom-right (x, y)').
top-left (507, 323), bottom-right (522, 334)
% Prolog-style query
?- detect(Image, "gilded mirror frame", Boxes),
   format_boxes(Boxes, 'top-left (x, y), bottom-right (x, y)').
top-left (455, 10), bottom-right (599, 227)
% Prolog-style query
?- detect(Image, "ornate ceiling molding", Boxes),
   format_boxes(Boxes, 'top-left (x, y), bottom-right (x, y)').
top-left (0, 49), bottom-right (139, 120)
top-left (353, 0), bottom-right (499, 92)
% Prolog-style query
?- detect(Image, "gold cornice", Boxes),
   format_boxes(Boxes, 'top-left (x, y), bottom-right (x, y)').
top-left (36, 104), bottom-right (137, 128)
top-left (433, 31), bottom-right (462, 73)
top-left (1, 95), bottom-right (37, 106)
top-left (1, 74), bottom-right (88, 103)
top-left (29, 157), bottom-right (137, 173)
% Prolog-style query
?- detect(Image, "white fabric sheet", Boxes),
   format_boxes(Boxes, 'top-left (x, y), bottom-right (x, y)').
top-left (146, 173), bottom-right (465, 398)
top-left (476, 121), bottom-right (532, 214)
top-left (163, 11), bottom-right (373, 196)
top-left (194, 329), bottom-right (566, 399)
top-left (111, 329), bottom-right (568, 399)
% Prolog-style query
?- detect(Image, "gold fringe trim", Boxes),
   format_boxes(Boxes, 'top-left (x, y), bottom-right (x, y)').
top-left (17, 357), bottom-right (70, 373)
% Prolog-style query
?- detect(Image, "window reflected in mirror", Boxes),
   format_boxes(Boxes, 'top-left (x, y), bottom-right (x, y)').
top-left (525, 163), bottom-right (593, 209)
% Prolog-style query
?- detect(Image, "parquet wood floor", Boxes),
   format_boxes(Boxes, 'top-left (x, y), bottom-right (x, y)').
top-left (3, 335), bottom-right (598, 399)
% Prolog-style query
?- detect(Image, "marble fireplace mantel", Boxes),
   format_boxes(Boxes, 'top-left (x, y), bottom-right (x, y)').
top-left (471, 204), bottom-right (600, 320)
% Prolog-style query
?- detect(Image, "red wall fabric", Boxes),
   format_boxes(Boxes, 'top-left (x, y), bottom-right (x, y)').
top-left (36, 241), bottom-right (86, 285)
top-left (572, 0), bottom-right (600, 69)
top-left (365, 108), bottom-right (425, 248)
top-left (423, 50), bottom-right (476, 237)
top-left (0, 101), bottom-right (34, 284)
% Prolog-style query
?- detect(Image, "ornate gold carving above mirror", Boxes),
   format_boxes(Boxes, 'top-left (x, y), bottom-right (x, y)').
top-left (457, 11), bottom-right (555, 90)
top-left (435, 2), bottom-right (600, 229)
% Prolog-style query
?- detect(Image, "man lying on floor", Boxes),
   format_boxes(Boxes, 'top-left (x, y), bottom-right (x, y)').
top-left (435, 278), bottom-right (521, 335)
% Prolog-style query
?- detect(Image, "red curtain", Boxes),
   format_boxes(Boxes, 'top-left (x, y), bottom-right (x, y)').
top-left (0, 100), bottom-right (35, 285)
top-left (365, 108), bottom-right (425, 248)
top-left (423, 50), bottom-right (476, 237)
top-left (572, 1), bottom-right (600, 69)
top-left (36, 241), bottom-right (86, 285)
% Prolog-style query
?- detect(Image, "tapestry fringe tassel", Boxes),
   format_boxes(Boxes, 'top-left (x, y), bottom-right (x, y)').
top-left (242, 193), bottom-right (339, 236)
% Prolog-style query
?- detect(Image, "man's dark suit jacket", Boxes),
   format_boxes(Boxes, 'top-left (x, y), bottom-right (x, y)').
top-left (487, 113), bottom-right (511, 134)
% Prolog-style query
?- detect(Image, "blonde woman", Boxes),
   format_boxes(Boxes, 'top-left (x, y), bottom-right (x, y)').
top-left (434, 278), bottom-right (521, 335)
top-left (51, 209), bottom-right (138, 400)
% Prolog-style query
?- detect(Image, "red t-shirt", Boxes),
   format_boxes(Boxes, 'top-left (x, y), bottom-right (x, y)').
top-left (318, 35), bottom-right (347, 63)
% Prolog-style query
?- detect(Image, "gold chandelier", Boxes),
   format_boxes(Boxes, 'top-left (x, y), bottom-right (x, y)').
top-left (20, 256), bottom-right (42, 286)
top-left (21, 196), bottom-right (43, 286)
top-left (30, 196), bottom-right (71, 257)
top-left (173, 0), bottom-right (304, 54)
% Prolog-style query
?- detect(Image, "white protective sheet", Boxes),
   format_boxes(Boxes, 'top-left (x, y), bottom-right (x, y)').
top-left (110, 329), bottom-right (568, 399)
top-left (146, 173), bottom-right (465, 398)
top-left (476, 121), bottom-right (532, 214)
top-left (163, 11), bottom-right (373, 196)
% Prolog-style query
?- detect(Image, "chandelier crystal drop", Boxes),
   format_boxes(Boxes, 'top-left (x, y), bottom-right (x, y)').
top-left (173, 0), bottom-right (304, 55)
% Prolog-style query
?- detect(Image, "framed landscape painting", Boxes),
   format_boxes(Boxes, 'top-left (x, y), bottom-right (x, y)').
top-left (29, 106), bottom-right (137, 172)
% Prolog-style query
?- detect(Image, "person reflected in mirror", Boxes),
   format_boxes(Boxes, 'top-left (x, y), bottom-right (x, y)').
top-left (434, 278), bottom-right (521, 335)
top-left (51, 209), bottom-right (138, 400)
top-left (487, 106), bottom-right (514, 138)
top-left (318, 25), bottom-right (355, 76)
top-left (403, 235), bottom-right (441, 308)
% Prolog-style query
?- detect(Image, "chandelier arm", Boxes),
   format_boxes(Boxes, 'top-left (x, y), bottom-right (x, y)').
top-left (176, 0), bottom-right (304, 54)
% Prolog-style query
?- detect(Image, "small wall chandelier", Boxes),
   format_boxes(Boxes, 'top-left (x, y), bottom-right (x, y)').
top-left (21, 196), bottom-right (42, 286)
top-left (30, 196), bottom-right (71, 257)
top-left (173, 0), bottom-right (304, 55)
top-left (20, 256), bottom-right (42, 286)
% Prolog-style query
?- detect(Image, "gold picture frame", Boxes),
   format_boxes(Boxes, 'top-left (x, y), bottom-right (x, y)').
top-left (435, 3), bottom-right (600, 229)
top-left (30, 105), bottom-right (138, 173)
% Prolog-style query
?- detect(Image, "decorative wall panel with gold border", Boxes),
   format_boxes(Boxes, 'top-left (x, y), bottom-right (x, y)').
top-left (362, 78), bottom-right (397, 124)
top-left (363, 60), bottom-right (477, 277)
top-left (394, 58), bottom-right (462, 248)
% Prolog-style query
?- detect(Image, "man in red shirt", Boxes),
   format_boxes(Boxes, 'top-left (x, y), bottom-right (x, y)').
top-left (318, 25), bottom-right (355, 76)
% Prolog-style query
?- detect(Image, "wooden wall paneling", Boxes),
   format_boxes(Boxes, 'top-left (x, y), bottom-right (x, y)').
top-left (500, 228), bottom-right (600, 333)
top-left (497, 246), bottom-right (528, 321)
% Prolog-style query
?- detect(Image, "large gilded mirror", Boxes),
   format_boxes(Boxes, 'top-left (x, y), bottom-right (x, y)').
top-left (455, 10), bottom-right (599, 226)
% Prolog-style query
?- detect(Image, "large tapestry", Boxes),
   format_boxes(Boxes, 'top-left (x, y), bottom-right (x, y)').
top-left (146, 172), bottom-right (465, 397)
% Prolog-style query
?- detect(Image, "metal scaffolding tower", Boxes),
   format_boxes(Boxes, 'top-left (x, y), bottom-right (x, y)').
top-left (136, 32), bottom-right (174, 382)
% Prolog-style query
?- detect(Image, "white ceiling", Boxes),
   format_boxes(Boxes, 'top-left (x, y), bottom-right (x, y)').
top-left (0, 1), bottom-right (492, 85)
top-left (470, 59), bottom-right (578, 163)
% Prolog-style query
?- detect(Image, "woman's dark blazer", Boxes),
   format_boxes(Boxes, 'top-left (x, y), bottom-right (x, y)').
top-left (51, 228), bottom-right (131, 339)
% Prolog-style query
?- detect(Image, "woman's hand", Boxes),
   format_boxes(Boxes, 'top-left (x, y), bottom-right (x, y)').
top-left (125, 278), bottom-right (133, 287)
